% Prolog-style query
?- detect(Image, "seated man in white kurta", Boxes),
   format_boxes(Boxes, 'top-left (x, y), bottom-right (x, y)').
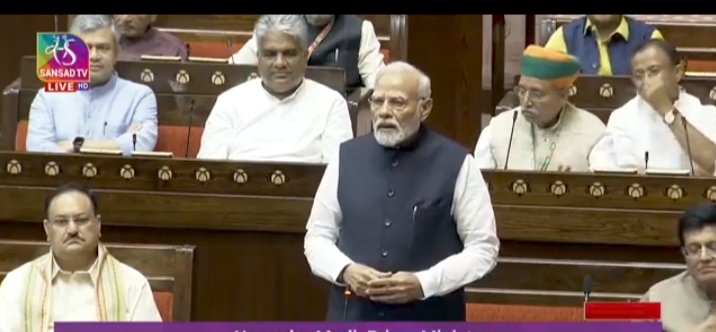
top-left (197, 15), bottom-right (353, 163)
top-left (0, 184), bottom-right (161, 332)
top-left (474, 45), bottom-right (605, 172)
top-left (589, 40), bottom-right (716, 176)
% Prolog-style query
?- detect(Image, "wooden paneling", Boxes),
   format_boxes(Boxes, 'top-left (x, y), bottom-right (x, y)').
top-left (405, 15), bottom-right (484, 148)
top-left (469, 256), bottom-right (683, 306)
top-left (0, 153), bottom-right (701, 316)
top-left (0, 15), bottom-right (64, 88)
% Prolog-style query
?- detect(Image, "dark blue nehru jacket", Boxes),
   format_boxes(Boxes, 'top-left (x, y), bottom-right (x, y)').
top-left (305, 15), bottom-right (363, 94)
top-left (326, 126), bottom-right (469, 321)
top-left (563, 16), bottom-right (655, 75)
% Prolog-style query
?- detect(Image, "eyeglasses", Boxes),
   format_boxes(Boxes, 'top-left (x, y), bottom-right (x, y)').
top-left (515, 86), bottom-right (547, 101)
top-left (682, 242), bottom-right (716, 258)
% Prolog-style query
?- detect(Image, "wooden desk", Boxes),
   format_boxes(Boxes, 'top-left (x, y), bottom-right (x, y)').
top-left (0, 152), bottom-right (707, 316)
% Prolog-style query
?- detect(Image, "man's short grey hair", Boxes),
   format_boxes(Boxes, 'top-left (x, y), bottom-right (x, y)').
top-left (70, 15), bottom-right (120, 44)
top-left (254, 15), bottom-right (308, 52)
top-left (375, 61), bottom-right (432, 98)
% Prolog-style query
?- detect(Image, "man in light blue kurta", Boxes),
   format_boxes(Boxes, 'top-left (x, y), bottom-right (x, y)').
top-left (26, 15), bottom-right (158, 156)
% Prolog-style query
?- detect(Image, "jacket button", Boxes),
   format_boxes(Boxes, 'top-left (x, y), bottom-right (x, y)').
top-left (387, 190), bottom-right (395, 197)
top-left (392, 160), bottom-right (399, 167)
top-left (381, 250), bottom-right (389, 257)
top-left (384, 219), bottom-right (391, 227)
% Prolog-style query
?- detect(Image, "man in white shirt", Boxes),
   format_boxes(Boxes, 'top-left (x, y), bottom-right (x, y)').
top-left (0, 183), bottom-right (161, 332)
top-left (589, 40), bottom-right (716, 176)
top-left (474, 45), bottom-right (605, 172)
top-left (198, 15), bottom-right (353, 163)
top-left (304, 61), bottom-right (499, 321)
top-left (229, 15), bottom-right (385, 94)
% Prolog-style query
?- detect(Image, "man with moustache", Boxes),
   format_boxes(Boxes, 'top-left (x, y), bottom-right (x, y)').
top-left (230, 15), bottom-right (385, 93)
top-left (198, 15), bottom-right (352, 163)
top-left (641, 203), bottom-right (716, 332)
top-left (113, 15), bottom-right (188, 61)
top-left (25, 15), bottom-right (158, 156)
top-left (589, 40), bottom-right (716, 176)
top-left (304, 61), bottom-right (499, 321)
top-left (0, 183), bottom-right (161, 332)
top-left (545, 15), bottom-right (663, 76)
top-left (475, 45), bottom-right (605, 172)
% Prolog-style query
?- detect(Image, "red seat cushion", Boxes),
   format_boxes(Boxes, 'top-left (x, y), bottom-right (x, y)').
top-left (152, 291), bottom-right (174, 321)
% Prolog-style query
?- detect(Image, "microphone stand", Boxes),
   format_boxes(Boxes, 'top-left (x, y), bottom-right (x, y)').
top-left (503, 110), bottom-right (518, 170)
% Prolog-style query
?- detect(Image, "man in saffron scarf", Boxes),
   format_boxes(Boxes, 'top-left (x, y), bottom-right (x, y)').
top-left (0, 184), bottom-right (161, 332)
top-left (474, 45), bottom-right (605, 172)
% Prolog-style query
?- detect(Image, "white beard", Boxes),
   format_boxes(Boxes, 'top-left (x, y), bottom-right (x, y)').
top-left (373, 119), bottom-right (420, 147)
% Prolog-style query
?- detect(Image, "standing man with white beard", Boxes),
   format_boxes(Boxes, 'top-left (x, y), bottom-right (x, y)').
top-left (303, 61), bottom-right (499, 321)
top-left (230, 15), bottom-right (385, 94)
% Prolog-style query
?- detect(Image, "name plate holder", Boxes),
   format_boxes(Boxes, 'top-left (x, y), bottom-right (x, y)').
top-left (79, 148), bottom-right (122, 156)
top-left (188, 56), bottom-right (228, 63)
top-left (592, 168), bottom-right (638, 175)
top-left (131, 151), bottom-right (174, 159)
top-left (140, 55), bottom-right (181, 62)
top-left (645, 169), bottom-right (691, 176)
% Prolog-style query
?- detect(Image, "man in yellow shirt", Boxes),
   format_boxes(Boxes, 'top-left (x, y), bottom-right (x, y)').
top-left (545, 15), bottom-right (663, 76)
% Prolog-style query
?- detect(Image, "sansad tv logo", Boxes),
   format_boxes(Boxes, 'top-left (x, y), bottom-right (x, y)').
top-left (37, 33), bottom-right (90, 92)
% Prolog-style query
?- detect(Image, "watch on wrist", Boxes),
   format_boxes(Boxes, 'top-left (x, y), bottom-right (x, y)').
top-left (664, 109), bottom-right (676, 125)
top-left (72, 137), bottom-right (85, 153)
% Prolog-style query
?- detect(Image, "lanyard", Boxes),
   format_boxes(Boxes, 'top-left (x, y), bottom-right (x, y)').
top-left (307, 21), bottom-right (334, 60)
top-left (531, 124), bottom-right (561, 171)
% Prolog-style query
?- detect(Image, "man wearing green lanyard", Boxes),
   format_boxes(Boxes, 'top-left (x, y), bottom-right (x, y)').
top-left (474, 45), bottom-right (606, 172)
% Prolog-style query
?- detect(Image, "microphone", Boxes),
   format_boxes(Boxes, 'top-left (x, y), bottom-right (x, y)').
top-left (503, 110), bottom-right (518, 170)
top-left (682, 116), bottom-right (696, 176)
top-left (227, 41), bottom-right (235, 64)
top-left (644, 151), bottom-right (649, 170)
top-left (132, 134), bottom-right (137, 151)
top-left (583, 275), bottom-right (593, 303)
top-left (184, 99), bottom-right (196, 158)
top-left (54, 15), bottom-right (59, 32)
top-left (185, 43), bottom-right (191, 58)
top-left (343, 288), bottom-right (351, 321)
top-left (103, 122), bottom-right (107, 136)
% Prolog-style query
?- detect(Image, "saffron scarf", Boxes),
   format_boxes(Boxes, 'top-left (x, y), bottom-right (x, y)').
top-left (23, 244), bottom-right (126, 332)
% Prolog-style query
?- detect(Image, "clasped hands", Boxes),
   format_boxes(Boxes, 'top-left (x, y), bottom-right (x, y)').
top-left (342, 263), bottom-right (424, 304)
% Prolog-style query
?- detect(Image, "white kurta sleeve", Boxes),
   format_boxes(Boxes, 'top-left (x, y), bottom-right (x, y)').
top-left (414, 155), bottom-right (500, 298)
top-left (196, 94), bottom-right (234, 160)
top-left (304, 152), bottom-right (353, 285)
top-left (588, 108), bottom-right (642, 169)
